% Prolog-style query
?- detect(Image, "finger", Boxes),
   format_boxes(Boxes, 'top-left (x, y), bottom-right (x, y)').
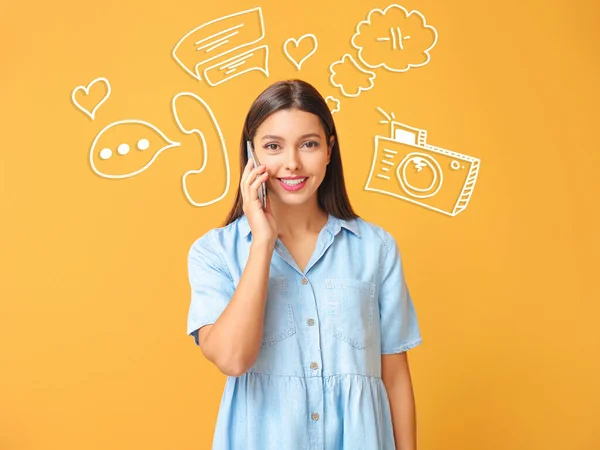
top-left (264, 191), bottom-right (272, 214)
top-left (242, 161), bottom-right (265, 187)
top-left (240, 158), bottom-right (254, 188)
top-left (241, 162), bottom-right (260, 205)
top-left (250, 170), bottom-right (268, 189)
top-left (244, 164), bottom-right (266, 192)
top-left (249, 171), bottom-right (268, 198)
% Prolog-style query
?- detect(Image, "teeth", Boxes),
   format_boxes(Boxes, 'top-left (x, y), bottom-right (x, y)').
top-left (281, 178), bottom-right (306, 186)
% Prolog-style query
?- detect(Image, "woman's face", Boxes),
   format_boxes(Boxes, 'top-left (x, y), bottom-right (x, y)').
top-left (252, 108), bottom-right (333, 207)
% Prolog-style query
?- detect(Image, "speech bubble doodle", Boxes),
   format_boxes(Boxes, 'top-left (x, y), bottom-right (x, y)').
top-left (283, 34), bottom-right (318, 70)
top-left (71, 77), bottom-right (111, 120)
top-left (171, 92), bottom-right (230, 207)
top-left (202, 45), bottom-right (269, 87)
top-left (89, 120), bottom-right (180, 179)
top-left (172, 7), bottom-right (267, 83)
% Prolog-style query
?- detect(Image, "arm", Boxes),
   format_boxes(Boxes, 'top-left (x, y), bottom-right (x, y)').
top-left (198, 239), bottom-right (274, 377)
top-left (382, 352), bottom-right (417, 450)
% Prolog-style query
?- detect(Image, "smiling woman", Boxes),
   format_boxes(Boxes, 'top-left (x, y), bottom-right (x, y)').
top-left (250, 109), bottom-right (332, 203)
top-left (223, 79), bottom-right (356, 223)
top-left (185, 79), bottom-right (423, 450)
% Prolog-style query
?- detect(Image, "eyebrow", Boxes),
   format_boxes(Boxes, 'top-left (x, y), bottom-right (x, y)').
top-left (260, 133), bottom-right (321, 141)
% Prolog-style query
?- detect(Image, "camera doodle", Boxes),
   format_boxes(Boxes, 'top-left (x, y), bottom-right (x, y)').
top-left (365, 108), bottom-right (480, 216)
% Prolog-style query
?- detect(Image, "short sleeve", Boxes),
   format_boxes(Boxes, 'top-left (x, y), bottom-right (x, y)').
top-left (379, 231), bottom-right (423, 354)
top-left (186, 231), bottom-right (235, 346)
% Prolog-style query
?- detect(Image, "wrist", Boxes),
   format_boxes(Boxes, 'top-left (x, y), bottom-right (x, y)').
top-left (250, 238), bottom-right (276, 252)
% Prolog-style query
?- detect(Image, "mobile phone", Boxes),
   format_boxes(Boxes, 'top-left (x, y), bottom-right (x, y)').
top-left (246, 140), bottom-right (267, 209)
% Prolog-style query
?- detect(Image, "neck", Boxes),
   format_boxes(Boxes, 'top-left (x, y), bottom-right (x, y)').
top-left (270, 197), bottom-right (329, 239)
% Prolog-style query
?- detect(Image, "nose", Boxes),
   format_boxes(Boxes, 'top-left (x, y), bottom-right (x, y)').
top-left (283, 147), bottom-right (301, 171)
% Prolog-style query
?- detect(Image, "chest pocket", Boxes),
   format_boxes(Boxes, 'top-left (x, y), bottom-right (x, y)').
top-left (262, 276), bottom-right (296, 347)
top-left (325, 278), bottom-right (377, 349)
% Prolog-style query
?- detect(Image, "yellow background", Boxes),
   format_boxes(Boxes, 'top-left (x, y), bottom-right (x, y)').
top-left (1, 0), bottom-right (598, 448)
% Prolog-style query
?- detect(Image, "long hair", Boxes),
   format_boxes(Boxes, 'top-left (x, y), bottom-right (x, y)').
top-left (221, 79), bottom-right (359, 227)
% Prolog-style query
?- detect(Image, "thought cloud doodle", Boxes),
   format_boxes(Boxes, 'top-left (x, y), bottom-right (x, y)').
top-left (365, 107), bottom-right (480, 216)
top-left (283, 34), bottom-right (318, 70)
top-left (327, 4), bottom-right (437, 98)
top-left (326, 96), bottom-right (341, 114)
top-left (71, 77), bottom-right (111, 120)
top-left (172, 7), bottom-right (269, 85)
top-left (329, 54), bottom-right (376, 98)
top-left (89, 120), bottom-right (180, 179)
top-left (172, 93), bottom-right (230, 207)
top-left (351, 4), bottom-right (438, 71)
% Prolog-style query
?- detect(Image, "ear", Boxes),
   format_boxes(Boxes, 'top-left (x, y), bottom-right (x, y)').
top-left (327, 135), bottom-right (335, 165)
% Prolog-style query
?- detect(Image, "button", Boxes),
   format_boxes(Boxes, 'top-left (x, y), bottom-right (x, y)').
top-left (301, 277), bottom-right (308, 285)
top-left (311, 412), bottom-right (320, 421)
top-left (307, 318), bottom-right (315, 326)
top-left (310, 362), bottom-right (319, 370)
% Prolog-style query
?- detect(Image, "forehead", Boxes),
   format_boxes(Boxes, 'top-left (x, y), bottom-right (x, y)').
top-left (256, 109), bottom-right (324, 138)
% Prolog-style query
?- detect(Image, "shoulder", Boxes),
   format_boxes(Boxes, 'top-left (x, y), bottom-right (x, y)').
top-left (188, 216), bottom-right (245, 259)
top-left (352, 216), bottom-right (396, 252)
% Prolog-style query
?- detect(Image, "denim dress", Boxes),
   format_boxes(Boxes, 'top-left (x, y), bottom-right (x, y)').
top-left (187, 213), bottom-right (423, 450)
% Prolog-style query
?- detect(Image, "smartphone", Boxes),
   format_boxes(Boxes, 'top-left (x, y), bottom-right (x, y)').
top-left (246, 140), bottom-right (267, 209)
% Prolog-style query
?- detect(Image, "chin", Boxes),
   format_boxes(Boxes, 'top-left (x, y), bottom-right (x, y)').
top-left (272, 194), bottom-right (311, 206)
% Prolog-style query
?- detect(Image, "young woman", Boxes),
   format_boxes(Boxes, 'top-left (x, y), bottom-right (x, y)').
top-left (186, 79), bottom-right (423, 450)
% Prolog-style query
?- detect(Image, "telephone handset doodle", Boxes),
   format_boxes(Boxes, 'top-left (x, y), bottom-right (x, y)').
top-left (246, 140), bottom-right (267, 209)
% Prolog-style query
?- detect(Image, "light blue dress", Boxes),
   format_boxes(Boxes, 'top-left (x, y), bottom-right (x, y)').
top-left (187, 213), bottom-right (423, 450)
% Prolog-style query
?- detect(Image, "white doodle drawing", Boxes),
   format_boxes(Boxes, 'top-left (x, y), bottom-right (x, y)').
top-left (202, 45), bottom-right (269, 87)
top-left (328, 54), bottom-right (376, 98)
top-left (283, 34), bottom-right (318, 70)
top-left (71, 77), bottom-right (111, 120)
top-left (89, 120), bottom-right (181, 179)
top-left (376, 107), bottom-right (427, 145)
top-left (171, 92), bottom-right (230, 207)
top-left (351, 4), bottom-right (438, 72)
top-left (326, 96), bottom-right (341, 114)
top-left (172, 7), bottom-right (268, 83)
top-left (365, 107), bottom-right (480, 216)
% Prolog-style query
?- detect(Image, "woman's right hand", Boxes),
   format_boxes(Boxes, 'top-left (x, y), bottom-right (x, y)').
top-left (241, 159), bottom-right (278, 247)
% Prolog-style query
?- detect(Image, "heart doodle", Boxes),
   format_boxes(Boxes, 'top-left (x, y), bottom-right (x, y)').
top-left (71, 77), bottom-right (112, 120)
top-left (283, 34), bottom-right (318, 70)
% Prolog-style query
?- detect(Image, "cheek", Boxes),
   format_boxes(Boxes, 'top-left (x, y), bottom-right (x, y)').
top-left (313, 156), bottom-right (330, 176)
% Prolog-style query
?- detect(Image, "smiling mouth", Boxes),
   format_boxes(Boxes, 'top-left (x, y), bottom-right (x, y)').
top-left (278, 177), bottom-right (307, 186)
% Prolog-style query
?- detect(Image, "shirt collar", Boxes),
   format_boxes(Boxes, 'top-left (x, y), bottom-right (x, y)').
top-left (238, 213), bottom-right (360, 239)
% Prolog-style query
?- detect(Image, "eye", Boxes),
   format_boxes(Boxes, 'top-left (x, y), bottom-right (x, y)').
top-left (263, 143), bottom-right (280, 151)
top-left (302, 140), bottom-right (320, 149)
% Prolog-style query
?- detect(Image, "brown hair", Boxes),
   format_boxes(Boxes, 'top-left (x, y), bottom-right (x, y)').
top-left (221, 79), bottom-right (359, 226)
